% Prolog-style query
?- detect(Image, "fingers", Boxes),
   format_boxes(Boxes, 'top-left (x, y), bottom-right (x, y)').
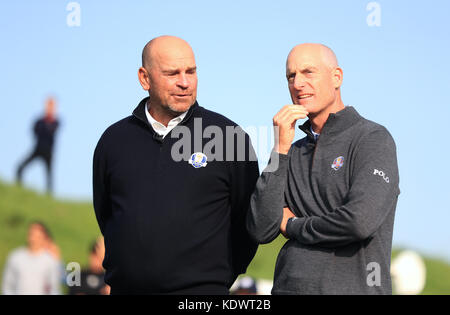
top-left (283, 207), bottom-right (295, 217)
top-left (273, 105), bottom-right (309, 155)
top-left (273, 105), bottom-right (308, 126)
top-left (277, 105), bottom-right (309, 117)
top-left (280, 207), bottom-right (296, 238)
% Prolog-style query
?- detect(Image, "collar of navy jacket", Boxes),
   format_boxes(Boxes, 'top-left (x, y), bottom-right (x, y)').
top-left (132, 96), bottom-right (199, 137)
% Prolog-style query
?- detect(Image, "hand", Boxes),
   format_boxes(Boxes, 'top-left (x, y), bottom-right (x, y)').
top-left (273, 105), bottom-right (309, 155)
top-left (46, 241), bottom-right (61, 260)
top-left (101, 285), bottom-right (111, 295)
top-left (280, 207), bottom-right (296, 238)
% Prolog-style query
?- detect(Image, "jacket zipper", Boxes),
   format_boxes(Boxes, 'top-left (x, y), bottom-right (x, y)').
top-left (311, 136), bottom-right (321, 169)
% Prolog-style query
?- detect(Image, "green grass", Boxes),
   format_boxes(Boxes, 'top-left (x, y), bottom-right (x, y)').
top-left (416, 256), bottom-right (450, 295)
top-left (245, 236), bottom-right (285, 281)
top-left (1, 179), bottom-right (449, 294)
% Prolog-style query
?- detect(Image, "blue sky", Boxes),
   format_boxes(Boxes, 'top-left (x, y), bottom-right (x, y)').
top-left (1, 1), bottom-right (449, 261)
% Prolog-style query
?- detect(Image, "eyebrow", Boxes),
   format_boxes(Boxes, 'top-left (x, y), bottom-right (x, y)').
top-left (286, 65), bottom-right (319, 77)
top-left (162, 66), bottom-right (197, 74)
top-left (302, 66), bottom-right (318, 71)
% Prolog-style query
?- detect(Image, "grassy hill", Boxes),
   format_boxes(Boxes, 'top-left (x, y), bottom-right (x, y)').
top-left (1, 180), bottom-right (449, 294)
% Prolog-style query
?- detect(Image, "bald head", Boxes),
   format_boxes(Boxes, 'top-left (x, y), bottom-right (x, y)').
top-left (287, 43), bottom-right (339, 72)
top-left (142, 35), bottom-right (195, 70)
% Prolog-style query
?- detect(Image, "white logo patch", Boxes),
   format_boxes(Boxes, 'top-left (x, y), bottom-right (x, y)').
top-left (373, 169), bottom-right (389, 183)
top-left (189, 152), bottom-right (208, 169)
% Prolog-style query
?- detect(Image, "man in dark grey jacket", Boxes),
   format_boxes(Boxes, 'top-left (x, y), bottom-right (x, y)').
top-left (246, 43), bottom-right (400, 295)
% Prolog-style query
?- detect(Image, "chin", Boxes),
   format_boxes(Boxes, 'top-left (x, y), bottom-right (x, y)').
top-left (168, 101), bottom-right (194, 114)
top-left (299, 102), bottom-right (315, 112)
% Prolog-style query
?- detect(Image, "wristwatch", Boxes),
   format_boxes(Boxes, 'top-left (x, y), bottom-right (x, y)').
top-left (286, 217), bottom-right (297, 234)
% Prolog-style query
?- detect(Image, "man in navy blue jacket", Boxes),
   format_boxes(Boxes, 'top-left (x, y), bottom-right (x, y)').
top-left (93, 36), bottom-right (259, 295)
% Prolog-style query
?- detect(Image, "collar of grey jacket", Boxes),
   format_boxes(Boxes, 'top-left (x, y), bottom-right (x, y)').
top-left (298, 106), bottom-right (361, 141)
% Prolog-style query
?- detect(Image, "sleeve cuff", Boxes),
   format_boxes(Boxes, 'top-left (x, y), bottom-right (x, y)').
top-left (263, 150), bottom-right (289, 176)
top-left (286, 217), bottom-right (306, 240)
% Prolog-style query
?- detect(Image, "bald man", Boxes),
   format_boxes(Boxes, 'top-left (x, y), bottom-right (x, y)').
top-left (247, 44), bottom-right (400, 295)
top-left (93, 36), bottom-right (259, 295)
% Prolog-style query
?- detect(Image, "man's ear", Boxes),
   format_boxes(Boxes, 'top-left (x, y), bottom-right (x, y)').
top-left (138, 67), bottom-right (151, 91)
top-left (332, 67), bottom-right (343, 89)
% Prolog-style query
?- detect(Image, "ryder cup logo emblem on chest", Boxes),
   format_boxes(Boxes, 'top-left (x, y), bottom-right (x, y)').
top-left (189, 152), bottom-right (208, 169)
top-left (331, 156), bottom-right (345, 171)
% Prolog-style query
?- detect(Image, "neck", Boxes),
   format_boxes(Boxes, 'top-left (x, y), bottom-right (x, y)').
top-left (45, 114), bottom-right (55, 123)
top-left (309, 98), bottom-right (345, 134)
top-left (147, 100), bottom-right (179, 127)
top-left (28, 245), bottom-right (44, 255)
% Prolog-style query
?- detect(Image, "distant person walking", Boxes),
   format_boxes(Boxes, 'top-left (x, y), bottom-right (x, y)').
top-left (16, 97), bottom-right (60, 194)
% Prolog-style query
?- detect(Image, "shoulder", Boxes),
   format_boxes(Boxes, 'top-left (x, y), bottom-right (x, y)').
top-left (34, 119), bottom-right (44, 128)
top-left (349, 117), bottom-right (398, 162)
top-left (7, 247), bottom-right (27, 261)
top-left (41, 251), bottom-right (60, 264)
top-left (100, 116), bottom-right (136, 138)
top-left (95, 115), bottom-right (137, 149)
top-left (195, 105), bottom-right (253, 143)
top-left (354, 117), bottom-right (396, 146)
top-left (195, 105), bottom-right (240, 128)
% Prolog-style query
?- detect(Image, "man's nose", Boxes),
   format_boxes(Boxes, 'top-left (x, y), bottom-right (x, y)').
top-left (294, 75), bottom-right (306, 90)
top-left (177, 73), bottom-right (189, 89)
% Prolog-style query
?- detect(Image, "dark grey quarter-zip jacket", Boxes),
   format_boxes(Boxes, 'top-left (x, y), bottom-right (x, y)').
top-left (246, 106), bottom-right (400, 295)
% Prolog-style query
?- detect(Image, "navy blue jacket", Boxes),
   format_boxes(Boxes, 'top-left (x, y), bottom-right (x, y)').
top-left (34, 118), bottom-right (59, 152)
top-left (93, 97), bottom-right (259, 294)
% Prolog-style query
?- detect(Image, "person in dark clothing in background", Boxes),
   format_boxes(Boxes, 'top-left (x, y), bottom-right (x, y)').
top-left (93, 36), bottom-right (259, 295)
top-left (16, 97), bottom-right (60, 195)
top-left (69, 237), bottom-right (110, 295)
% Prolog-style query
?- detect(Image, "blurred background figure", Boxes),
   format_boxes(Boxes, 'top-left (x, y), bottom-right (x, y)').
top-left (16, 97), bottom-right (60, 195)
top-left (42, 226), bottom-right (66, 286)
top-left (1, 221), bottom-right (61, 295)
top-left (391, 250), bottom-right (427, 295)
top-left (68, 237), bottom-right (110, 295)
top-left (231, 276), bottom-right (258, 295)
